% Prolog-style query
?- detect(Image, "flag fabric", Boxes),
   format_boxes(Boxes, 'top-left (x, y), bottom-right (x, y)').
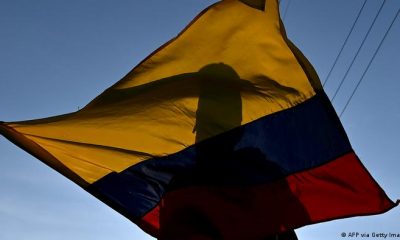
top-left (0, 0), bottom-right (397, 239)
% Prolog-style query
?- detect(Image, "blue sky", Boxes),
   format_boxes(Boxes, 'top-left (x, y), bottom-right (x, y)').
top-left (0, 0), bottom-right (399, 239)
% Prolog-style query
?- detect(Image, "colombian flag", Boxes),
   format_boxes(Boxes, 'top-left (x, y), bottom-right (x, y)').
top-left (0, 0), bottom-right (397, 239)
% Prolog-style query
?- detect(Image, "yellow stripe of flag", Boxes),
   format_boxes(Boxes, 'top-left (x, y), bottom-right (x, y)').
top-left (3, 0), bottom-right (318, 184)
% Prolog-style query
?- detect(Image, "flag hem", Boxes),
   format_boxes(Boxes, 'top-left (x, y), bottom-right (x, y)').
top-left (0, 121), bottom-right (88, 187)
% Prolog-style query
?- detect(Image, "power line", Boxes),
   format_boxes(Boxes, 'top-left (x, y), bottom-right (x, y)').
top-left (340, 7), bottom-right (400, 117)
top-left (323, 0), bottom-right (367, 87)
top-left (282, 0), bottom-right (292, 20)
top-left (331, 0), bottom-right (386, 102)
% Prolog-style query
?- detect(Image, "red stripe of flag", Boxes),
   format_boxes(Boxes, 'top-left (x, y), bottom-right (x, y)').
top-left (138, 152), bottom-right (397, 239)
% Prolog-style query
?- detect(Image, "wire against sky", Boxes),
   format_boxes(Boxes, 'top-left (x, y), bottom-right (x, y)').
top-left (323, 0), bottom-right (367, 87)
top-left (331, 0), bottom-right (386, 102)
top-left (282, 0), bottom-right (292, 20)
top-left (340, 7), bottom-right (400, 117)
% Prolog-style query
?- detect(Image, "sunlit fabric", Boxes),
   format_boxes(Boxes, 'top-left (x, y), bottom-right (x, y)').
top-left (0, 0), bottom-right (397, 239)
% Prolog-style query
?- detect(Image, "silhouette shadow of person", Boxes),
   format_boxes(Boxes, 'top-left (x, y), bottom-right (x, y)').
top-left (159, 63), bottom-right (308, 240)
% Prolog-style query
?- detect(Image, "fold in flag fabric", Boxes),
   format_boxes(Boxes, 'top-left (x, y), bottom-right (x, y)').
top-left (0, 0), bottom-right (398, 239)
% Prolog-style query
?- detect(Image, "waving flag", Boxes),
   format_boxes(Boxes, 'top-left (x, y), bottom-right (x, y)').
top-left (0, 0), bottom-right (397, 239)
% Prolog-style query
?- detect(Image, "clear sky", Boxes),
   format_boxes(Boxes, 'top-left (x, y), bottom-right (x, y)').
top-left (0, 0), bottom-right (399, 239)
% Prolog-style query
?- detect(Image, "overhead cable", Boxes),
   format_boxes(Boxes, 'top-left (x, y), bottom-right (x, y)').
top-left (323, 0), bottom-right (367, 87)
top-left (340, 7), bottom-right (400, 117)
top-left (331, 0), bottom-right (386, 102)
top-left (282, 0), bottom-right (292, 20)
